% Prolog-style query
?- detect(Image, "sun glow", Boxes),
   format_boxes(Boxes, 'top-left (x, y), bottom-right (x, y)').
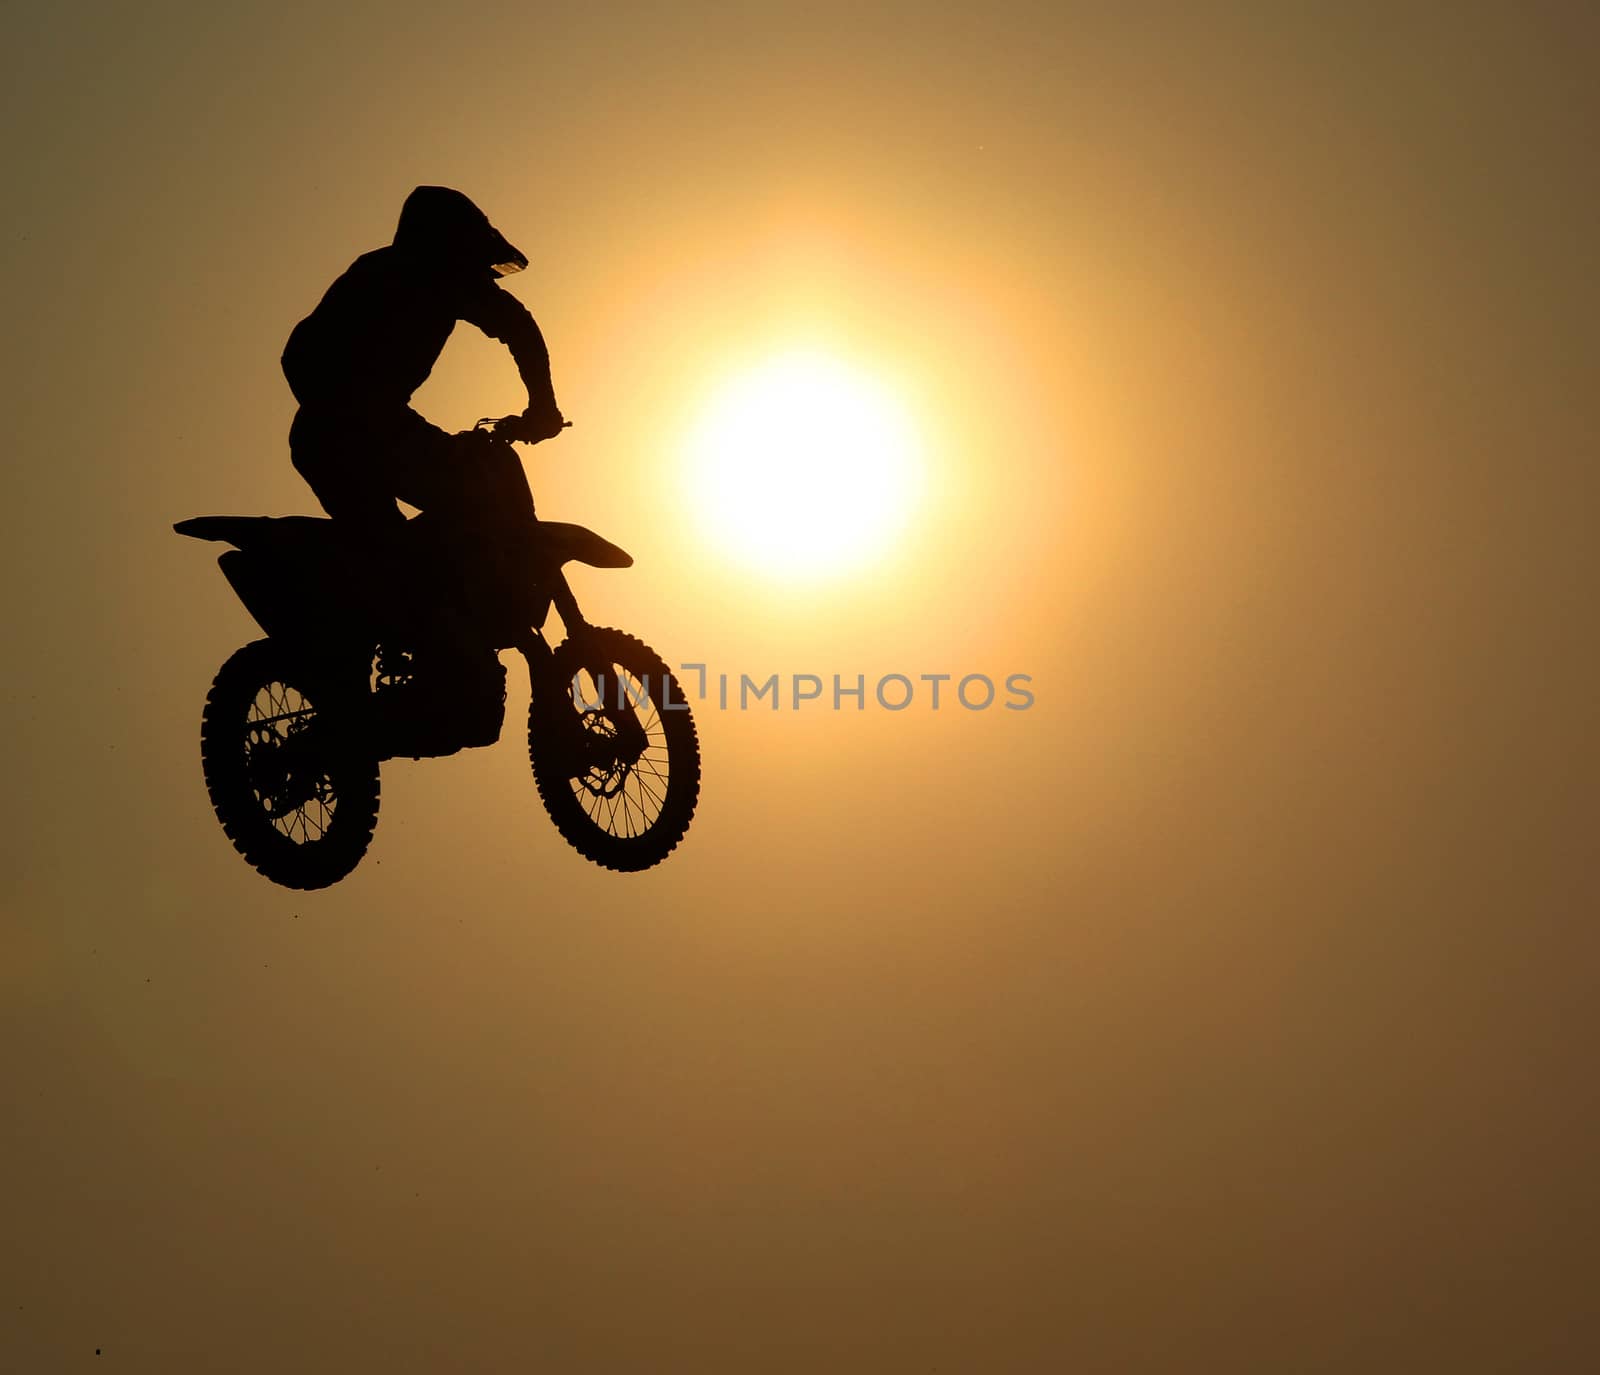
top-left (682, 352), bottom-right (923, 578)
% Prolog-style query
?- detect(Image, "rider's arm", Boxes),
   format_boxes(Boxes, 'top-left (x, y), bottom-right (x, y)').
top-left (459, 281), bottom-right (562, 422)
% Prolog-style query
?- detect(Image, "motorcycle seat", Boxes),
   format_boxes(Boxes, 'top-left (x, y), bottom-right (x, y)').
top-left (174, 515), bottom-right (342, 551)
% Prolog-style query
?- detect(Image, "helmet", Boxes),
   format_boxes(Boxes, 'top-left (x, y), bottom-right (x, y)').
top-left (393, 186), bottom-right (528, 277)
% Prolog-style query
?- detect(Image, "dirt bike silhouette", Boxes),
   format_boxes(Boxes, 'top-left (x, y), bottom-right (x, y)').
top-left (175, 417), bottom-right (700, 888)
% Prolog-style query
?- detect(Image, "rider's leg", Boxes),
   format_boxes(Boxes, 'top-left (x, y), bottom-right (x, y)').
top-left (370, 414), bottom-right (512, 728)
top-left (291, 405), bottom-right (481, 669)
top-left (289, 407), bottom-right (413, 530)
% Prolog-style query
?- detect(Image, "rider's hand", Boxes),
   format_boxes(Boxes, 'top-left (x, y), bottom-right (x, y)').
top-left (510, 404), bottom-right (567, 443)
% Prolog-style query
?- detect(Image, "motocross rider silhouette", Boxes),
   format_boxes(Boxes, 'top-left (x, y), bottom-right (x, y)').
top-left (281, 186), bottom-right (563, 719)
top-left (283, 184), bottom-right (564, 526)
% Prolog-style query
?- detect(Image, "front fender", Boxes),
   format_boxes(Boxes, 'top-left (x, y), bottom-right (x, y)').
top-left (532, 521), bottom-right (633, 570)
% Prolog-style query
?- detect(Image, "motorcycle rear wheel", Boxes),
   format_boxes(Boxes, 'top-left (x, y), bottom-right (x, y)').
top-left (529, 627), bottom-right (700, 872)
top-left (200, 639), bottom-right (381, 889)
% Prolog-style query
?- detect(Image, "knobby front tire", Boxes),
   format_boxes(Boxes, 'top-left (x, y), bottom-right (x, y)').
top-left (528, 627), bottom-right (700, 872)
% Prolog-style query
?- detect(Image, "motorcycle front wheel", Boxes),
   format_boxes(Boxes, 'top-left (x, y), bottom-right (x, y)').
top-left (200, 639), bottom-right (381, 890)
top-left (528, 627), bottom-right (700, 872)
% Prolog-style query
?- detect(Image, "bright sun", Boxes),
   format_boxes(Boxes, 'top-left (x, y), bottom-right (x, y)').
top-left (682, 352), bottom-right (923, 578)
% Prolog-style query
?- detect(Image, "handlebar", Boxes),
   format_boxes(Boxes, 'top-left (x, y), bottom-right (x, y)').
top-left (475, 414), bottom-right (572, 443)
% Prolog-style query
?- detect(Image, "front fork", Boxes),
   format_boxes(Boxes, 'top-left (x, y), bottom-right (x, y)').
top-left (518, 574), bottom-right (649, 767)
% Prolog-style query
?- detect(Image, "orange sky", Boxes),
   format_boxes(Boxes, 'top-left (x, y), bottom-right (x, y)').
top-left (3, 3), bottom-right (1597, 1371)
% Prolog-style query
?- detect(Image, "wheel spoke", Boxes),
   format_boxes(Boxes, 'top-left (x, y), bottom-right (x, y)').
top-left (534, 635), bottom-right (698, 860)
top-left (240, 677), bottom-right (344, 847)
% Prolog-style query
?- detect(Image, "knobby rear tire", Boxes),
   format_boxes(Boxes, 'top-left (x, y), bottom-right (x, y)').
top-left (200, 639), bottom-right (380, 890)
